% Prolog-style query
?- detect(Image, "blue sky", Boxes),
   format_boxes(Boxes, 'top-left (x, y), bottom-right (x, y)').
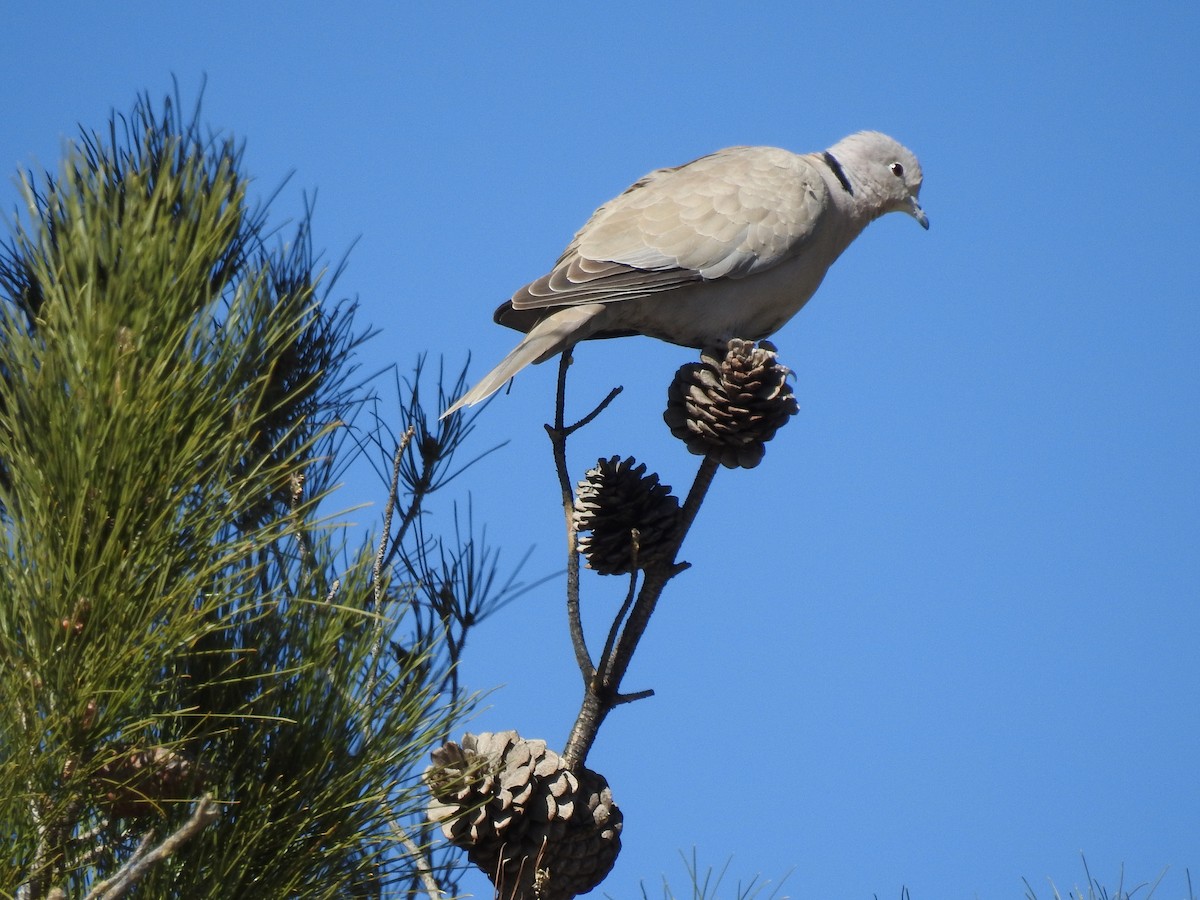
top-left (3, 3), bottom-right (1197, 897)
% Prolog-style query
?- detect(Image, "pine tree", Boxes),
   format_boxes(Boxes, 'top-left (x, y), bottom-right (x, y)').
top-left (0, 90), bottom-right (507, 899)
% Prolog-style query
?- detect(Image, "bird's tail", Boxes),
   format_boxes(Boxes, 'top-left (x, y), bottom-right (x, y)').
top-left (440, 304), bottom-right (605, 418)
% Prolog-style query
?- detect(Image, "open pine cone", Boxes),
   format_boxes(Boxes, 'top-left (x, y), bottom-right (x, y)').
top-left (573, 456), bottom-right (680, 575)
top-left (664, 338), bottom-right (798, 468)
top-left (425, 731), bottom-right (622, 900)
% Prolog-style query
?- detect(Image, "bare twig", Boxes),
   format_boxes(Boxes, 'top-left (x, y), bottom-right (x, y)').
top-left (611, 687), bottom-right (655, 706)
top-left (597, 548), bottom-right (640, 671)
top-left (84, 795), bottom-right (220, 900)
top-left (393, 823), bottom-right (444, 899)
top-left (600, 454), bottom-right (719, 690)
top-left (19, 698), bottom-right (54, 900)
top-left (548, 350), bottom-right (595, 686)
top-left (373, 425), bottom-right (416, 611)
top-left (21, 699), bottom-right (85, 900)
top-left (671, 454), bottom-right (721, 552)
top-left (560, 385), bottom-right (622, 437)
top-left (562, 455), bottom-right (720, 768)
top-left (363, 425), bottom-right (417, 701)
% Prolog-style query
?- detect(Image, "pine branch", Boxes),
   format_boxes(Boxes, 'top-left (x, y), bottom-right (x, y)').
top-left (0, 87), bottom-right (480, 897)
top-left (550, 349), bottom-right (595, 686)
top-left (83, 797), bottom-right (220, 900)
top-left (540, 350), bottom-right (722, 770)
top-left (392, 824), bottom-right (445, 900)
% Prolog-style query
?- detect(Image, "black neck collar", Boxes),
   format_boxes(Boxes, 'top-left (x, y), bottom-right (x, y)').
top-left (821, 151), bottom-right (854, 195)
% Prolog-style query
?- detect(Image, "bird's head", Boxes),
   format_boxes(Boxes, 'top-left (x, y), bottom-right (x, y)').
top-left (828, 131), bottom-right (928, 229)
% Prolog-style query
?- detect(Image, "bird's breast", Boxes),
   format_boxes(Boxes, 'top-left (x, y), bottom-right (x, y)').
top-left (594, 248), bottom-right (837, 348)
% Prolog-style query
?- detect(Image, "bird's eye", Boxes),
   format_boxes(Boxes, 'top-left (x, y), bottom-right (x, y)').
top-left (890, 162), bottom-right (905, 177)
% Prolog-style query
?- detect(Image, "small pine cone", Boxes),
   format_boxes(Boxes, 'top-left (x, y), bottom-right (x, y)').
top-left (573, 456), bottom-right (680, 575)
top-left (93, 746), bottom-right (201, 819)
top-left (425, 731), bottom-right (622, 900)
top-left (664, 338), bottom-right (799, 469)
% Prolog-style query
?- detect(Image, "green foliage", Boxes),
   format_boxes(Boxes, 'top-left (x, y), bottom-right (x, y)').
top-left (0, 91), bottom-right (464, 897)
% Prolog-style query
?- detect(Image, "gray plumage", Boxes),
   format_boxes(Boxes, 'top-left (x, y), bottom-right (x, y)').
top-left (443, 131), bottom-right (927, 417)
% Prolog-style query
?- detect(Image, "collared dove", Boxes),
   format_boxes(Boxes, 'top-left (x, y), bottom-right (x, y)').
top-left (443, 130), bottom-right (927, 417)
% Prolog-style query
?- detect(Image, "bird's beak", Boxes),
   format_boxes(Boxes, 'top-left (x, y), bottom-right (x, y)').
top-left (907, 196), bottom-right (929, 230)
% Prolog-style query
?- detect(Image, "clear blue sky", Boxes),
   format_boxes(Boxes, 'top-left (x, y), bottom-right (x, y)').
top-left (3, 3), bottom-right (1197, 897)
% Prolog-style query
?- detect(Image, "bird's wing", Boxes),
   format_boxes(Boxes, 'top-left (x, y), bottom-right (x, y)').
top-left (510, 146), bottom-right (830, 310)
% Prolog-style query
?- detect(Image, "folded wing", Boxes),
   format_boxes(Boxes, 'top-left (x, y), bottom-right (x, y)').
top-left (504, 147), bottom-right (830, 320)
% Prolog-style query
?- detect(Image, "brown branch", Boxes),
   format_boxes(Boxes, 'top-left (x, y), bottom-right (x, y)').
top-left (393, 823), bottom-right (445, 899)
top-left (596, 547), bottom-right (640, 670)
top-left (560, 385), bottom-right (622, 437)
top-left (562, 455), bottom-right (721, 768)
top-left (600, 454), bottom-right (718, 690)
top-left (612, 687), bottom-right (655, 706)
top-left (84, 796), bottom-right (220, 900)
top-left (548, 350), bottom-right (594, 686)
top-left (363, 425), bottom-right (417, 701)
top-left (373, 424), bottom-right (417, 611)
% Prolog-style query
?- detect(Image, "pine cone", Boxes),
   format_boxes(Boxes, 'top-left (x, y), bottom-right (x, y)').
top-left (573, 456), bottom-right (680, 575)
top-left (425, 731), bottom-right (622, 900)
top-left (664, 339), bottom-right (798, 469)
top-left (93, 746), bottom-right (201, 819)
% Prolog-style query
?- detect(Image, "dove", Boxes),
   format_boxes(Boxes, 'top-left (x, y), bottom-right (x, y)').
top-left (442, 130), bottom-right (927, 417)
